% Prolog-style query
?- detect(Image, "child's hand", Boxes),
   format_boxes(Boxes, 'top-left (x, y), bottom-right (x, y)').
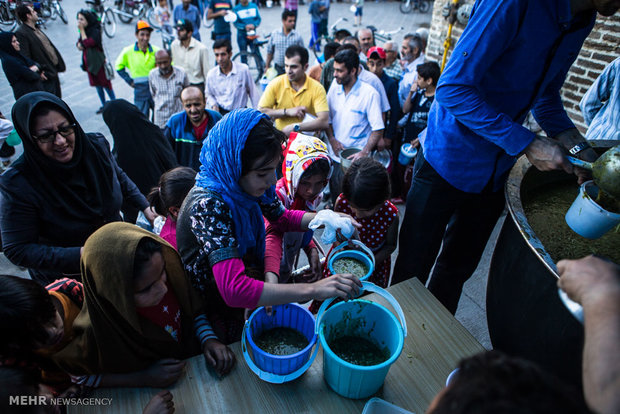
top-left (143, 390), bottom-right (174, 414)
top-left (410, 138), bottom-right (419, 148)
top-left (203, 339), bottom-right (236, 376)
top-left (302, 248), bottom-right (322, 283)
top-left (142, 359), bottom-right (186, 388)
top-left (311, 273), bottom-right (362, 301)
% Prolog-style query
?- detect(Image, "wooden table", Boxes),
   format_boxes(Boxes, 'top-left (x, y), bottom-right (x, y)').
top-left (72, 279), bottom-right (485, 413)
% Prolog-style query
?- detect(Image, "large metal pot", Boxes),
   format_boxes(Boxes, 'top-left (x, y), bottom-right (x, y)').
top-left (486, 140), bottom-right (619, 389)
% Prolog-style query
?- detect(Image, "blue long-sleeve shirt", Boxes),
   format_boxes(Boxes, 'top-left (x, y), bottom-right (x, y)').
top-left (233, 3), bottom-right (261, 33)
top-left (173, 4), bottom-right (202, 41)
top-left (422, 0), bottom-right (595, 193)
top-left (579, 57), bottom-right (620, 142)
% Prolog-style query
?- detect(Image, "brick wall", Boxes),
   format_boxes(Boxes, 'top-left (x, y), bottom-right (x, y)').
top-left (426, 0), bottom-right (620, 133)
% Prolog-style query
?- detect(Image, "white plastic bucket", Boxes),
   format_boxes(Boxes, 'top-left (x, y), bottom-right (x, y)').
top-left (565, 180), bottom-right (620, 239)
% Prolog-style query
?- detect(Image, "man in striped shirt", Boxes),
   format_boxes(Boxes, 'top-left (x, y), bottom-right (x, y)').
top-left (149, 49), bottom-right (190, 128)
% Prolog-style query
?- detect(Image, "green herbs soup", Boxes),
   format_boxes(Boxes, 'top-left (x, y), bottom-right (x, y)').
top-left (332, 257), bottom-right (369, 278)
top-left (523, 181), bottom-right (620, 263)
top-left (328, 335), bottom-right (389, 366)
top-left (254, 327), bottom-right (309, 356)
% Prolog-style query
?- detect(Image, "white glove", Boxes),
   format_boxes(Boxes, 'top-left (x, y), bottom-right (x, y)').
top-left (308, 210), bottom-right (355, 245)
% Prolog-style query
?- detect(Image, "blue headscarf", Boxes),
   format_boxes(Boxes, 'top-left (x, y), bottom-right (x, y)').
top-left (195, 108), bottom-right (276, 259)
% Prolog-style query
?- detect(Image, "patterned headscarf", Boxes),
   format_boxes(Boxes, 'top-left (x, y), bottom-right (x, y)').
top-left (277, 133), bottom-right (332, 211)
top-left (195, 108), bottom-right (274, 258)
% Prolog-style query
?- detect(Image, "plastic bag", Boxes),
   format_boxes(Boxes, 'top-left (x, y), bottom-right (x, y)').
top-left (308, 209), bottom-right (354, 245)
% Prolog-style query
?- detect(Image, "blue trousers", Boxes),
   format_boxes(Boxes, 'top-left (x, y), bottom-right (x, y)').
top-left (237, 33), bottom-right (259, 64)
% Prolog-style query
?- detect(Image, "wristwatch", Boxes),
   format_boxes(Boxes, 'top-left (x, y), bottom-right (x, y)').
top-left (568, 142), bottom-right (591, 155)
top-left (293, 124), bottom-right (301, 132)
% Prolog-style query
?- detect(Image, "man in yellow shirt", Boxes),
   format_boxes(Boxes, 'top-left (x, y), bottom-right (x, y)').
top-left (258, 45), bottom-right (329, 138)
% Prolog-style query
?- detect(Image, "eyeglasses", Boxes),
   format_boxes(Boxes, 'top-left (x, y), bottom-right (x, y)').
top-left (33, 123), bottom-right (76, 144)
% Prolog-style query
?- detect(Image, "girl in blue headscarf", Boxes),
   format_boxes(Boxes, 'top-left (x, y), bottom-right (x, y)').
top-left (176, 109), bottom-right (361, 343)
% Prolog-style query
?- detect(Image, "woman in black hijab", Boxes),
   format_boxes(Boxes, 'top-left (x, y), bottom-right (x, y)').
top-left (0, 32), bottom-right (44, 99)
top-left (76, 9), bottom-right (115, 114)
top-left (0, 92), bottom-right (156, 285)
top-left (103, 99), bottom-right (178, 223)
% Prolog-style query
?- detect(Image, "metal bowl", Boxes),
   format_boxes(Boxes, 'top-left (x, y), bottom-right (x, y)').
top-left (339, 147), bottom-right (362, 172)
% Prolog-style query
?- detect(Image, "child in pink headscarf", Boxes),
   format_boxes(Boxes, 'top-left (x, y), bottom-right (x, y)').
top-left (264, 133), bottom-right (332, 283)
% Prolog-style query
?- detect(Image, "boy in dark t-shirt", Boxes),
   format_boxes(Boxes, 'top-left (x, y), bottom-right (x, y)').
top-left (403, 61), bottom-right (440, 145)
top-left (207, 0), bottom-right (233, 41)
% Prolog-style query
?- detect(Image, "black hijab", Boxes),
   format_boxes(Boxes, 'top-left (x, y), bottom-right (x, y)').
top-left (9, 92), bottom-right (116, 222)
top-left (102, 99), bottom-right (178, 198)
top-left (0, 32), bottom-right (33, 65)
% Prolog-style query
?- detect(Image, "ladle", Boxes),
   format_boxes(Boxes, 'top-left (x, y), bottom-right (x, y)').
top-left (567, 145), bottom-right (620, 199)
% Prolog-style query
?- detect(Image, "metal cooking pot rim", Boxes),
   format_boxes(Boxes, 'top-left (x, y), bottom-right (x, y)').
top-left (505, 140), bottom-right (620, 279)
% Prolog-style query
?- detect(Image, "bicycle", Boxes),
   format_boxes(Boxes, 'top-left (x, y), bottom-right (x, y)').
top-left (368, 25), bottom-right (404, 44)
top-left (231, 32), bottom-right (269, 83)
top-left (0, 0), bottom-right (17, 32)
top-left (311, 17), bottom-right (349, 62)
top-left (86, 0), bottom-right (116, 38)
top-left (399, 0), bottom-right (430, 14)
top-left (47, 0), bottom-right (67, 24)
top-left (112, 0), bottom-right (151, 24)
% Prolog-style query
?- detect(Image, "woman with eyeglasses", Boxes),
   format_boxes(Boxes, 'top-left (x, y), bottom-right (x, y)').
top-left (0, 92), bottom-right (157, 285)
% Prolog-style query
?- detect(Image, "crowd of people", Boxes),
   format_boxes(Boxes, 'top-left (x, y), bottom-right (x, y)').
top-left (0, 0), bottom-right (618, 413)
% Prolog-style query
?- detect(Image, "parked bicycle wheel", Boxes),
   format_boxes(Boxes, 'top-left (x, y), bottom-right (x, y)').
top-left (102, 8), bottom-right (116, 38)
top-left (232, 51), bottom-right (264, 83)
top-left (399, 0), bottom-right (412, 14)
top-left (418, 0), bottom-right (430, 13)
top-left (117, 0), bottom-right (133, 23)
top-left (145, 7), bottom-right (160, 29)
top-left (56, 2), bottom-right (68, 24)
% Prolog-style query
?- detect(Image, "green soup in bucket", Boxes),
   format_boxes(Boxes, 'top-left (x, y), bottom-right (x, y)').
top-left (316, 282), bottom-right (407, 399)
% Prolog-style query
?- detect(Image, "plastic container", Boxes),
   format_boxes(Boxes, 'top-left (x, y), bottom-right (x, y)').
top-left (316, 282), bottom-right (407, 399)
top-left (363, 397), bottom-right (413, 414)
top-left (398, 143), bottom-right (417, 166)
top-left (259, 76), bottom-right (270, 92)
top-left (5, 129), bottom-right (21, 146)
top-left (242, 303), bottom-right (318, 383)
top-left (565, 180), bottom-right (620, 239)
top-left (327, 239), bottom-right (375, 281)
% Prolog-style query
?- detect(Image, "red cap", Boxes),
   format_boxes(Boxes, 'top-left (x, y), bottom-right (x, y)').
top-left (135, 20), bottom-right (153, 32)
top-left (367, 46), bottom-right (386, 60)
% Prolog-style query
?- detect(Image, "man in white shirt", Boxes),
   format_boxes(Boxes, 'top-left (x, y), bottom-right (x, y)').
top-left (326, 49), bottom-right (384, 203)
top-left (205, 39), bottom-right (260, 115)
top-left (340, 41), bottom-right (390, 115)
top-left (398, 33), bottom-right (425, 106)
top-left (170, 19), bottom-right (210, 92)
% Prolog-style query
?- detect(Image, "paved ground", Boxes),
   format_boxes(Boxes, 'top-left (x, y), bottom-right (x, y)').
top-left (0, 1), bottom-right (493, 349)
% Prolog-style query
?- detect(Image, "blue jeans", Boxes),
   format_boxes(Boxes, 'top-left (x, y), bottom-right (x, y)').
top-left (237, 32), bottom-right (259, 64)
top-left (213, 32), bottom-right (232, 42)
top-left (392, 152), bottom-right (505, 314)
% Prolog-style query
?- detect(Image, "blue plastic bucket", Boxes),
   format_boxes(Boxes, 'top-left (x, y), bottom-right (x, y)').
top-left (565, 180), bottom-right (620, 239)
top-left (316, 282), bottom-right (407, 399)
top-left (398, 143), bottom-right (417, 166)
top-left (242, 303), bottom-right (318, 383)
top-left (328, 240), bottom-right (375, 281)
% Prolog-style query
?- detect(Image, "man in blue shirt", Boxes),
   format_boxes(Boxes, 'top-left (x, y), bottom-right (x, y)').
top-left (392, 0), bottom-right (618, 314)
top-left (207, 0), bottom-right (232, 42)
top-left (173, 0), bottom-right (202, 41)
